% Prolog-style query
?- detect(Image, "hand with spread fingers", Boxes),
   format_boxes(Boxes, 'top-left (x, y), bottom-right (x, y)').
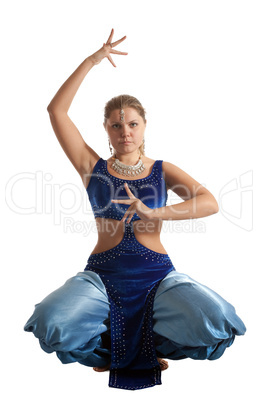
top-left (89, 28), bottom-right (128, 67)
top-left (111, 182), bottom-right (155, 223)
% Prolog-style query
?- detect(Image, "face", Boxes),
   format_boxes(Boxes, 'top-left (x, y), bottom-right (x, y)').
top-left (104, 107), bottom-right (146, 155)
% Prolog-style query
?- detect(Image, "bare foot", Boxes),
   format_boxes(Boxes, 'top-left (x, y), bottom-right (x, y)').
top-left (93, 364), bottom-right (111, 372)
top-left (93, 359), bottom-right (169, 372)
top-left (157, 358), bottom-right (169, 371)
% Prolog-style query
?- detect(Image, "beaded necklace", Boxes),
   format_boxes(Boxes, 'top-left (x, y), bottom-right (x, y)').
top-left (111, 153), bottom-right (146, 177)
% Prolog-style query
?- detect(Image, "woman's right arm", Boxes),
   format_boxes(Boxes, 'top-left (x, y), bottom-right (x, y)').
top-left (46, 29), bottom-right (127, 185)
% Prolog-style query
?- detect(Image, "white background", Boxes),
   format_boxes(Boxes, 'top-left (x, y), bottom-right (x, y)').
top-left (2, 0), bottom-right (257, 401)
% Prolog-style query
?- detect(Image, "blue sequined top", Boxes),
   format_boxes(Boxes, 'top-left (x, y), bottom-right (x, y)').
top-left (86, 158), bottom-right (167, 221)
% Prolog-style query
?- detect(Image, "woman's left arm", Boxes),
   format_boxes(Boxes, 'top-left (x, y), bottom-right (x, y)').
top-left (152, 161), bottom-right (219, 221)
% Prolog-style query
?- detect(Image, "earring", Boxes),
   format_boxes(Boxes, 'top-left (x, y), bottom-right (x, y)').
top-left (108, 138), bottom-right (113, 155)
top-left (142, 137), bottom-right (145, 153)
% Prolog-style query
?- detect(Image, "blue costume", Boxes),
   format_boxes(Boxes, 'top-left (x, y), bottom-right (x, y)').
top-left (24, 158), bottom-right (246, 390)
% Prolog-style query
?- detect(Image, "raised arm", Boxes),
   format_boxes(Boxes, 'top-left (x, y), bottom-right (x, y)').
top-left (47, 29), bottom-right (127, 185)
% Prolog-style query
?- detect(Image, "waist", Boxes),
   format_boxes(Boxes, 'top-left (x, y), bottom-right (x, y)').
top-left (85, 220), bottom-right (175, 274)
top-left (90, 218), bottom-right (167, 255)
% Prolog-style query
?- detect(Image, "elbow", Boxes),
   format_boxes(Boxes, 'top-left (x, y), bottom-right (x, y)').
top-left (215, 200), bottom-right (219, 213)
top-left (47, 103), bottom-right (53, 115)
top-left (208, 197), bottom-right (219, 215)
top-left (47, 104), bottom-right (64, 118)
top-left (198, 192), bottom-right (219, 216)
top-left (47, 100), bottom-right (61, 115)
top-left (47, 103), bottom-right (56, 116)
top-left (47, 104), bottom-right (67, 117)
top-left (212, 203), bottom-right (219, 215)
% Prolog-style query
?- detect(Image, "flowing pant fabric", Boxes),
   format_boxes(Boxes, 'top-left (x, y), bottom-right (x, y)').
top-left (24, 269), bottom-right (246, 367)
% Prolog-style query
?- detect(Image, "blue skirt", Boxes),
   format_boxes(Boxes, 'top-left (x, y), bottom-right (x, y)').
top-left (24, 222), bottom-right (246, 390)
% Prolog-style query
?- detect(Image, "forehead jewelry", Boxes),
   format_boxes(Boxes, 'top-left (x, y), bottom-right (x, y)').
top-left (110, 95), bottom-right (146, 177)
top-left (120, 108), bottom-right (125, 122)
top-left (120, 96), bottom-right (125, 122)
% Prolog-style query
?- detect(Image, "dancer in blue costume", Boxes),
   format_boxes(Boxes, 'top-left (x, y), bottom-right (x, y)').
top-left (24, 29), bottom-right (246, 390)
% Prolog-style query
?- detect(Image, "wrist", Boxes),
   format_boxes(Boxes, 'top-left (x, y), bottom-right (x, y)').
top-left (151, 206), bottom-right (172, 221)
top-left (87, 54), bottom-right (98, 67)
top-left (88, 48), bottom-right (105, 67)
top-left (150, 208), bottom-right (162, 220)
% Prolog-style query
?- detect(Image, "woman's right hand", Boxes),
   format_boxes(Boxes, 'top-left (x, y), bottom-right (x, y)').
top-left (89, 28), bottom-right (128, 67)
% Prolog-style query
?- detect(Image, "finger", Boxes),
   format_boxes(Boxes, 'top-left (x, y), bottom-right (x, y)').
top-left (111, 36), bottom-right (127, 47)
top-left (121, 207), bottom-right (135, 222)
top-left (124, 183), bottom-right (136, 198)
top-left (121, 212), bottom-right (129, 222)
top-left (125, 211), bottom-right (136, 223)
top-left (110, 49), bottom-right (128, 55)
top-left (111, 199), bottom-right (132, 204)
top-left (107, 55), bottom-right (116, 67)
top-left (121, 206), bottom-right (132, 222)
top-left (106, 28), bottom-right (114, 44)
top-left (127, 211), bottom-right (135, 223)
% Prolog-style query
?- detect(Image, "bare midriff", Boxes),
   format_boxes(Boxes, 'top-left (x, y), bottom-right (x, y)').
top-left (89, 217), bottom-right (168, 255)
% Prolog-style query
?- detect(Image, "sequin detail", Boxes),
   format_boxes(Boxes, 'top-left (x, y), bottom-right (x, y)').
top-left (86, 158), bottom-right (168, 222)
top-left (85, 221), bottom-right (175, 390)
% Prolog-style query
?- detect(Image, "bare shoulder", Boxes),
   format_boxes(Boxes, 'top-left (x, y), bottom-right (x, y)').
top-left (162, 160), bottom-right (196, 187)
top-left (160, 161), bottom-right (179, 191)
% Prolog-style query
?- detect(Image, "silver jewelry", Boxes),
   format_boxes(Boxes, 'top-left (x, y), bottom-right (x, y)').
top-left (120, 109), bottom-right (125, 122)
top-left (120, 95), bottom-right (125, 122)
top-left (142, 137), bottom-right (145, 153)
top-left (108, 138), bottom-right (113, 155)
top-left (111, 154), bottom-right (146, 177)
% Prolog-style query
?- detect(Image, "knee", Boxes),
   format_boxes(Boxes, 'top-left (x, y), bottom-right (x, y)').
top-left (153, 271), bottom-right (245, 347)
top-left (24, 272), bottom-right (110, 353)
top-left (24, 300), bottom-right (70, 352)
top-left (24, 298), bottom-right (110, 354)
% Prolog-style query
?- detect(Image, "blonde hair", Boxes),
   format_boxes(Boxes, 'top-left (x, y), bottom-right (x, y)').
top-left (104, 94), bottom-right (146, 155)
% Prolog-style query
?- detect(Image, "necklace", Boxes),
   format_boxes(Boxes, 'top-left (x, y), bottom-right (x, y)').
top-left (111, 154), bottom-right (146, 177)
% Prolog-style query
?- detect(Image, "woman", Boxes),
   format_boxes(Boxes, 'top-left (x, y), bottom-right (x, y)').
top-left (24, 29), bottom-right (246, 391)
